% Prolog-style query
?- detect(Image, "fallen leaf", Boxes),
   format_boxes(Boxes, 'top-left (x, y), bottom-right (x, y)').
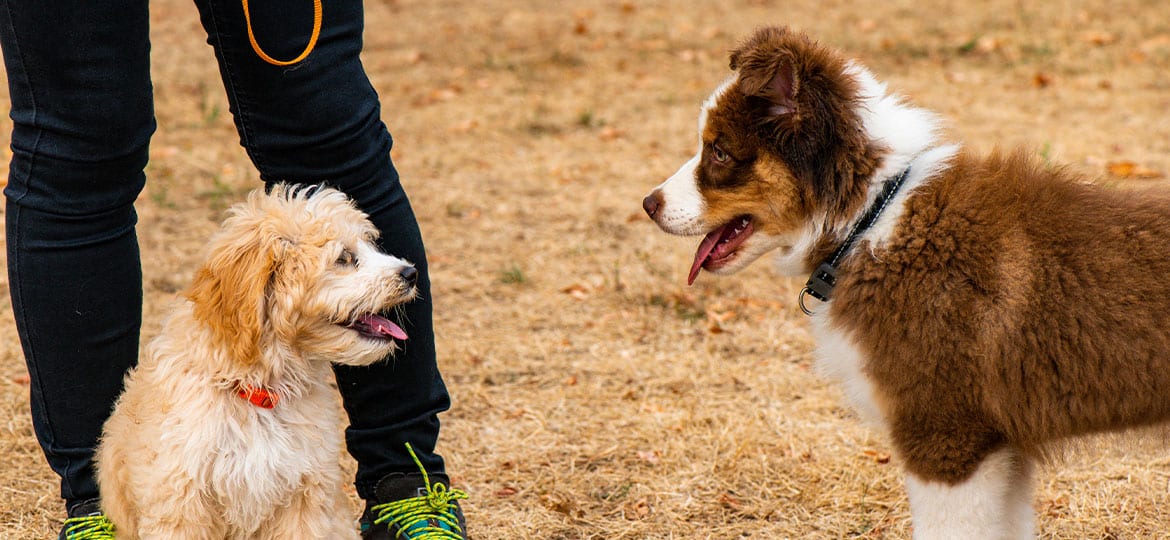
top-left (862, 449), bottom-right (892, 464)
top-left (398, 49), bottom-right (424, 64)
top-left (494, 486), bottom-right (519, 497)
top-left (542, 494), bottom-right (578, 516)
top-left (1107, 161), bottom-right (1165, 179)
top-left (706, 308), bottom-right (736, 323)
top-left (706, 308), bottom-right (736, 334)
top-left (670, 292), bottom-right (699, 308)
top-left (718, 492), bottom-right (743, 511)
top-left (1032, 72), bottom-right (1053, 88)
top-left (414, 86), bottom-right (461, 106)
top-left (12, 374), bottom-right (30, 385)
top-left (448, 119), bottom-right (478, 134)
top-left (624, 498), bottom-right (651, 519)
top-left (976, 36), bottom-right (1002, 54)
top-left (636, 449), bottom-right (661, 464)
top-left (1041, 493), bottom-right (1070, 517)
top-left (150, 145), bottom-right (180, 159)
top-left (561, 283), bottom-right (591, 300)
top-left (1082, 31), bottom-right (1117, 46)
top-left (599, 127), bottom-right (626, 141)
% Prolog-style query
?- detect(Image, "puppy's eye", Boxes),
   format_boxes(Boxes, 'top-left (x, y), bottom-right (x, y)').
top-left (711, 144), bottom-right (730, 163)
top-left (335, 249), bottom-right (357, 266)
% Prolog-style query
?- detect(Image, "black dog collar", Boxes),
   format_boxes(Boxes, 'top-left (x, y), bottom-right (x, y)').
top-left (798, 166), bottom-right (912, 315)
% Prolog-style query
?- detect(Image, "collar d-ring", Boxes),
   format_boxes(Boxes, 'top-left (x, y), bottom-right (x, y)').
top-left (797, 287), bottom-right (819, 315)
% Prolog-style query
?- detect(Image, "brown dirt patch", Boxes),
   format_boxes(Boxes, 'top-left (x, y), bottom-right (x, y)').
top-left (3, 0), bottom-right (1170, 538)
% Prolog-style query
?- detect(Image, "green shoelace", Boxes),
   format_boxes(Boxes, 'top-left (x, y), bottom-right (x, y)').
top-left (62, 514), bottom-right (116, 540)
top-left (370, 443), bottom-right (469, 540)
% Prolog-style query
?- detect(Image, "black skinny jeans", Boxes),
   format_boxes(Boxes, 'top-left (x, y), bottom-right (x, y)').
top-left (0, 0), bottom-right (449, 508)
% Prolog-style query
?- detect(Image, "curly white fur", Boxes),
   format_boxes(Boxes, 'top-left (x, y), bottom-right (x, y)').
top-left (97, 185), bottom-right (416, 540)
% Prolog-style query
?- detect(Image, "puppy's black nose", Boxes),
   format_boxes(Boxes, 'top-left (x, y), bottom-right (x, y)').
top-left (399, 266), bottom-right (418, 287)
top-left (642, 193), bottom-right (661, 218)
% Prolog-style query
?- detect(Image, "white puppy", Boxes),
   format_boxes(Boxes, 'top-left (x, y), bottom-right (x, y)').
top-left (97, 185), bottom-right (417, 539)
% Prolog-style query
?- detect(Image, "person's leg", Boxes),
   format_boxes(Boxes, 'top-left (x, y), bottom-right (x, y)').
top-left (0, 0), bottom-right (153, 512)
top-left (190, 0), bottom-right (450, 496)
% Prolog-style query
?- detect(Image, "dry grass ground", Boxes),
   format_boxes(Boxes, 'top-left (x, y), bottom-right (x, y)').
top-left (3, 0), bottom-right (1170, 538)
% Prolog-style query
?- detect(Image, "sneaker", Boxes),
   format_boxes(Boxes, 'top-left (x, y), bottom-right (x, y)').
top-left (360, 443), bottom-right (468, 540)
top-left (58, 499), bottom-right (115, 540)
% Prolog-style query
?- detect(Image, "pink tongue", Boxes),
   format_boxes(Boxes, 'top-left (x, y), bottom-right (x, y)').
top-left (688, 224), bottom-right (729, 285)
top-left (357, 313), bottom-right (408, 341)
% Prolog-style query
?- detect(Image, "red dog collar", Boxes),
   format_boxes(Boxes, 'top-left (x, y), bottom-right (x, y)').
top-left (236, 386), bottom-right (279, 409)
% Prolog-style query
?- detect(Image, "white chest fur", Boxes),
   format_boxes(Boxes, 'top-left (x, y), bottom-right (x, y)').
top-left (809, 314), bottom-right (886, 430)
top-left (175, 385), bottom-right (344, 531)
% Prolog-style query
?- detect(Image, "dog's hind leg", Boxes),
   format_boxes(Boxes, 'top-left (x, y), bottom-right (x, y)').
top-left (95, 438), bottom-right (140, 539)
top-left (904, 447), bottom-right (1033, 540)
top-left (136, 512), bottom-right (227, 540)
top-left (133, 477), bottom-right (227, 540)
top-left (259, 483), bottom-right (359, 540)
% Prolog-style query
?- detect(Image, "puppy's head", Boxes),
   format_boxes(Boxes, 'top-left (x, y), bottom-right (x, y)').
top-left (643, 27), bottom-right (883, 283)
top-left (186, 184), bottom-right (417, 369)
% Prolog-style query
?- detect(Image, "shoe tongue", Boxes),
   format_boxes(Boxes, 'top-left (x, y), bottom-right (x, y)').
top-left (688, 223), bottom-right (729, 285)
top-left (373, 472), bottom-right (451, 502)
top-left (67, 498), bottom-right (103, 518)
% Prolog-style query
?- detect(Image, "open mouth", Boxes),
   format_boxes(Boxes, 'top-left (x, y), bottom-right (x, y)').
top-left (688, 215), bottom-right (754, 285)
top-left (343, 313), bottom-right (408, 341)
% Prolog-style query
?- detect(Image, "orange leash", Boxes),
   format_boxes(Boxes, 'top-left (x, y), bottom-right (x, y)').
top-left (242, 0), bottom-right (323, 66)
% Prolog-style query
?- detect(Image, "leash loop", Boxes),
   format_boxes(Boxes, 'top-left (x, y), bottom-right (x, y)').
top-left (242, 0), bottom-right (323, 66)
top-left (797, 288), bottom-right (817, 315)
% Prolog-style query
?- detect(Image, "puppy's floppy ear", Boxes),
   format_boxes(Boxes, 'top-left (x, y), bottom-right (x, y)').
top-left (731, 27), bottom-right (798, 117)
top-left (186, 203), bottom-right (286, 365)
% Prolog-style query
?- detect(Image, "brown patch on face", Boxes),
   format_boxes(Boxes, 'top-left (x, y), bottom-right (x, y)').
top-left (695, 26), bottom-right (885, 233)
top-left (697, 151), bottom-right (812, 239)
top-left (186, 217), bottom-right (286, 366)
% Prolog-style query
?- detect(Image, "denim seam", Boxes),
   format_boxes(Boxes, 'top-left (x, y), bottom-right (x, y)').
top-left (205, 0), bottom-right (270, 177)
top-left (1, 2), bottom-right (74, 497)
top-left (2, 1), bottom-right (39, 204)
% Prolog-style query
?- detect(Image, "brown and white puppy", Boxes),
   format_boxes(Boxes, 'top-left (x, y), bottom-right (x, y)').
top-left (97, 185), bottom-right (417, 539)
top-left (643, 26), bottom-right (1170, 539)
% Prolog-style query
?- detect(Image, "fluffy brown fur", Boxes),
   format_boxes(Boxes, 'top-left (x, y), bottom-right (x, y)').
top-left (644, 25), bottom-right (1170, 539)
top-left (835, 151), bottom-right (1170, 480)
top-left (97, 185), bottom-right (418, 539)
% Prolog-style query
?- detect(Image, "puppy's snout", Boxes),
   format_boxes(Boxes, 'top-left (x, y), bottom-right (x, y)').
top-left (643, 191), bottom-right (662, 219)
top-left (399, 266), bottom-right (418, 288)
